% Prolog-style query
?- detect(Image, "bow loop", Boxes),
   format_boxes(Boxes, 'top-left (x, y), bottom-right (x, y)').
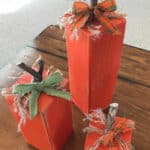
top-left (97, 0), bottom-right (117, 12)
top-left (72, 2), bottom-right (90, 15)
top-left (13, 84), bottom-right (36, 96)
top-left (42, 71), bottom-right (63, 87)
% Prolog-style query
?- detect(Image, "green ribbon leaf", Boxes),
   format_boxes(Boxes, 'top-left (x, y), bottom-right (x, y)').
top-left (13, 84), bottom-right (35, 96)
top-left (29, 90), bottom-right (40, 119)
top-left (12, 71), bottom-right (70, 119)
top-left (43, 88), bottom-right (71, 101)
top-left (42, 71), bottom-right (63, 87)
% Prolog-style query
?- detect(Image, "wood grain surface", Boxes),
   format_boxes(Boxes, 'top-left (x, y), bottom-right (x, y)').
top-left (0, 25), bottom-right (149, 150)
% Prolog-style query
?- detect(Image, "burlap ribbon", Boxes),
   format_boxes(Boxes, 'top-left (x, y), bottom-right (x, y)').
top-left (13, 71), bottom-right (70, 119)
top-left (70, 0), bottom-right (122, 34)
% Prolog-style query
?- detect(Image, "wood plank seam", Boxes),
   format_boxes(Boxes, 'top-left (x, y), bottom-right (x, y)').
top-left (118, 76), bottom-right (150, 88)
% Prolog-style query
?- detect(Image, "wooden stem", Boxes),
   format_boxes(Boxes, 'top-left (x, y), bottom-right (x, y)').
top-left (17, 60), bottom-right (44, 82)
top-left (106, 103), bottom-right (119, 131)
top-left (91, 0), bottom-right (98, 7)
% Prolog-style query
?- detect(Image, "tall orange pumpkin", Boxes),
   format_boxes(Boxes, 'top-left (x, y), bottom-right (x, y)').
top-left (65, 0), bottom-right (126, 113)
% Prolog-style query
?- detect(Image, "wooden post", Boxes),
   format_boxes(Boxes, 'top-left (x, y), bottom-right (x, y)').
top-left (106, 103), bottom-right (119, 131)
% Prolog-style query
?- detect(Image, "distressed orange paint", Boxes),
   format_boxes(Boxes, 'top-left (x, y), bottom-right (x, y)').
top-left (65, 18), bottom-right (126, 113)
top-left (5, 73), bottom-right (72, 150)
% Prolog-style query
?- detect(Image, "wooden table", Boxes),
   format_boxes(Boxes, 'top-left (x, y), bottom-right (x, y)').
top-left (0, 25), bottom-right (150, 150)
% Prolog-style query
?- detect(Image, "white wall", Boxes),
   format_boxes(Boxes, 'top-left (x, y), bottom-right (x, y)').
top-left (0, 0), bottom-right (149, 68)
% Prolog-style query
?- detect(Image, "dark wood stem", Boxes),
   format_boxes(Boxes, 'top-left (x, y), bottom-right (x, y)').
top-left (91, 0), bottom-right (98, 7)
top-left (17, 60), bottom-right (44, 82)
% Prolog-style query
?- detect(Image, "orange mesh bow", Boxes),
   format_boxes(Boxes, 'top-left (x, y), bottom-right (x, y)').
top-left (71, 0), bottom-right (122, 34)
top-left (84, 118), bottom-right (135, 150)
top-left (101, 118), bottom-right (134, 149)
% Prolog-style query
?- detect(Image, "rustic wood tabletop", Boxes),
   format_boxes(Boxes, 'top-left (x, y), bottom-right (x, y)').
top-left (0, 25), bottom-right (150, 150)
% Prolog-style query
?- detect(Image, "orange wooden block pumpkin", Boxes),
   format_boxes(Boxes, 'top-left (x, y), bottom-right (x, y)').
top-left (65, 18), bottom-right (126, 113)
top-left (85, 117), bottom-right (134, 150)
top-left (83, 103), bottom-right (134, 150)
top-left (5, 72), bottom-right (72, 150)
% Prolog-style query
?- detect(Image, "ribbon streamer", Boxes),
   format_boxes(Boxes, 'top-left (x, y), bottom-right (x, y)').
top-left (67, 0), bottom-right (123, 34)
top-left (13, 71), bottom-right (71, 119)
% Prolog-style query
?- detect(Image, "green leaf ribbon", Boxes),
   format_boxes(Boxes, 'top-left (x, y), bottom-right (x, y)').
top-left (12, 72), bottom-right (71, 119)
